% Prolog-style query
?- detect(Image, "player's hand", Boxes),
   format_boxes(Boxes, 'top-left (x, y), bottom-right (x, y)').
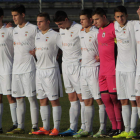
top-left (29, 49), bottom-right (35, 56)
top-left (95, 55), bottom-right (100, 62)
top-left (5, 22), bottom-right (13, 28)
top-left (137, 6), bottom-right (140, 16)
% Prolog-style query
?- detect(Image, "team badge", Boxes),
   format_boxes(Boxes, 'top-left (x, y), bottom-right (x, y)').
top-left (46, 37), bottom-right (49, 41)
top-left (89, 36), bottom-right (92, 42)
top-left (25, 31), bottom-right (28, 36)
top-left (1, 32), bottom-right (4, 37)
top-left (123, 28), bottom-right (126, 34)
top-left (102, 32), bottom-right (105, 38)
top-left (70, 32), bottom-right (73, 37)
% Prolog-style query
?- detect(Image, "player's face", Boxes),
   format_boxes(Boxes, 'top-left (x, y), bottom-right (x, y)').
top-left (11, 11), bottom-right (25, 25)
top-left (80, 15), bottom-right (92, 28)
top-left (92, 14), bottom-right (106, 28)
top-left (37, 16), bottom-right (50, 31)
top-left (55, 18), bottom-right (68, 29)
top-left (114, 12), bottom-right (127, 27)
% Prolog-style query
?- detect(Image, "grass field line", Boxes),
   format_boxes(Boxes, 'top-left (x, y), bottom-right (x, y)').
top-left (0, 135), bottom-right (83, 140)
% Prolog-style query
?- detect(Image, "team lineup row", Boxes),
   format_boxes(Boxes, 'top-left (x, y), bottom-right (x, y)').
top-left (0, 4), bottom-right (140, 139)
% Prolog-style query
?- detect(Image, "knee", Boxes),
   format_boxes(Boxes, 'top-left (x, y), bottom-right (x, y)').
top-left (68, 92), bottom-right (78, 102)
top-left (16, 98), bottom-right (24, 105)
top-left (28, 96), bottom-right (37, 103)
top-left (121, 99), bottom-right (129, 105)
top-left (7, 95), bottom-right (16, 103)
top-left (51, 99), bottom-right (60, 107)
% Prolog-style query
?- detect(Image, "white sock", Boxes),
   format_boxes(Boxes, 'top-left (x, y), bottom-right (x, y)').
top-left (122, 105), bottom-right (131, 132)
top-left (53, 106), bottom-right (62, 131)
top-left (84, 105), bottom-right (94, 132)
top-left (69, 101), bottom-right (80, 131)
top-left (137, 107), bottom-right (140, 119)
top-left (40, 105), bottom-right (50, 130)
top-left (28, 96), bottom-right (39, 128)
top-left (130, 107), bottom-right (138, 133)
top-left (0, 103), bottom-right (3, 128)
top-left (99, 104), bottom-right (106, 132)
top-left (80, 102), bottom-right (85, 130)
top-left (10, 102), bottom-right (17, 126)
top-left (16, 98), bottom-right (26, 129)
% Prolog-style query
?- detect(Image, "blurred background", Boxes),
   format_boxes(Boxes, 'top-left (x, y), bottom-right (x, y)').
top-left (0, 0), bottom-right (140, 28)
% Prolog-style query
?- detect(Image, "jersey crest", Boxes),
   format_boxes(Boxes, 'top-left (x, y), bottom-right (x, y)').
top-left (25, 31), bottom-right (28, 36)
top-left (1, 32), bottom-right (4, 37)
top-left (46, 37), bottom-right (49, 41)
top-left (102, 32), bottom-right (105, 38)
top-left (70, 32), bottom-right (73, 37)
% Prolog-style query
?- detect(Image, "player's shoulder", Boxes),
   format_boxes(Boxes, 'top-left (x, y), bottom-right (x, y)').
top-left (90, 26), bottom-right (98, 32)
top-left (50, 28), bottom-right (59, 34)
top-left (72, 21), bottom-right (82, 29)
top-left (26, 22), bottom-right (37, 30)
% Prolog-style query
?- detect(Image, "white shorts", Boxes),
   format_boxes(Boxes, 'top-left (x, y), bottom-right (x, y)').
top-left (80, 66), bottom-right (100, 100)
top-left (135, 75), bottom-right (140, 96)
top-left (62, 62), bottom-right (81, 94)
top-left (36, 67), bottom-right (63, 101)
top-left (12, 71), bottom-right (36, 97)
top-left (0, 74), bottom-right (12, 95)
top-left (116, 71), bottom-right (136, 101)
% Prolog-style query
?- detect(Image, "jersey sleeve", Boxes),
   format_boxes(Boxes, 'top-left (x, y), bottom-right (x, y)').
top-left (56, 33), bottom-right (62, 50)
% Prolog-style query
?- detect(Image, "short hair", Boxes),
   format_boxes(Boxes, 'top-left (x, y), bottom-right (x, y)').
top-left (114, 5), bottom-right (127, 15)
top-left (11, 4), bottom-right (25, 14)
top-left (0, 7), bottom-right (4, 17)
top-left (37, 12), bottom-right (50, 21)
top-left (53, 11), bottom-right (68, 22)
top-left (92, 7), bottom-right (107, 17)
top-left (79, 9), bottom-right (93, 19)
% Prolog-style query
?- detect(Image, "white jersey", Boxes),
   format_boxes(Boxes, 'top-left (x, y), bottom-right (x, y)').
top-left (79, 26), bottom-right (100, 67)
top-left (13, 22), bottom-right (37, 74)
top-left (114, 21), bottom-right (136, 72)
top-left (0, 25), bottom-right (13, 75)
top-left (60, 21), bottom-right (82, 63)
top-left (134, 21), bottom-right (140, 75)
top-left (35, 28), bottom-right (62, 70)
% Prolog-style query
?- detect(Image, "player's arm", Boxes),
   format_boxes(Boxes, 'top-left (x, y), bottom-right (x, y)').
top-left (95, 55), bottom-right (100, 62)
top-left (5, 22), bottom-right (13, 28)
top-left (29, 48), bottom-right (37, 61)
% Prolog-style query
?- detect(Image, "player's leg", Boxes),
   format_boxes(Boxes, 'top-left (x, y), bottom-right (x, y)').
top-left (49, 99), bottom-right (61, 136)
top-left (93, 99), bottom-right (107, 138)
top-left (113, 72), bottom-right (136, 139)
top-left (28, 95), bottom-right (39, 133)
top-left (126, 100), bottom-right (137, 138)
top-left (59, 63), bottom-right (80, 136)
top-left (5, 74), bottom-right (17, 132)
top-left (132, 76), bottom-right (140, 139)
top-left (77, 93), bottom-right (85, 132)
top-left (0, 74), bottom-right (17, 132)
top-left (99, 75), bottom-right (118, 137)
top-left (68, 92), bottom-right (80, 132)
top-left (73, 98), bottom-right (94, 138)
top-left (25, 71), bottom-right (39, 134)
top-left (0, 94), bottom-right (3, 133)
top-left (124, 72), bottom-right (137, 139)
top-left (7, 74), bottom-right (26, 134)
top-left (7, 95), bottom-right (17, 132)
top-left (107, 75), bottom-right (123, 134)
top-left (32, 98), bottom-right (51, 135)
